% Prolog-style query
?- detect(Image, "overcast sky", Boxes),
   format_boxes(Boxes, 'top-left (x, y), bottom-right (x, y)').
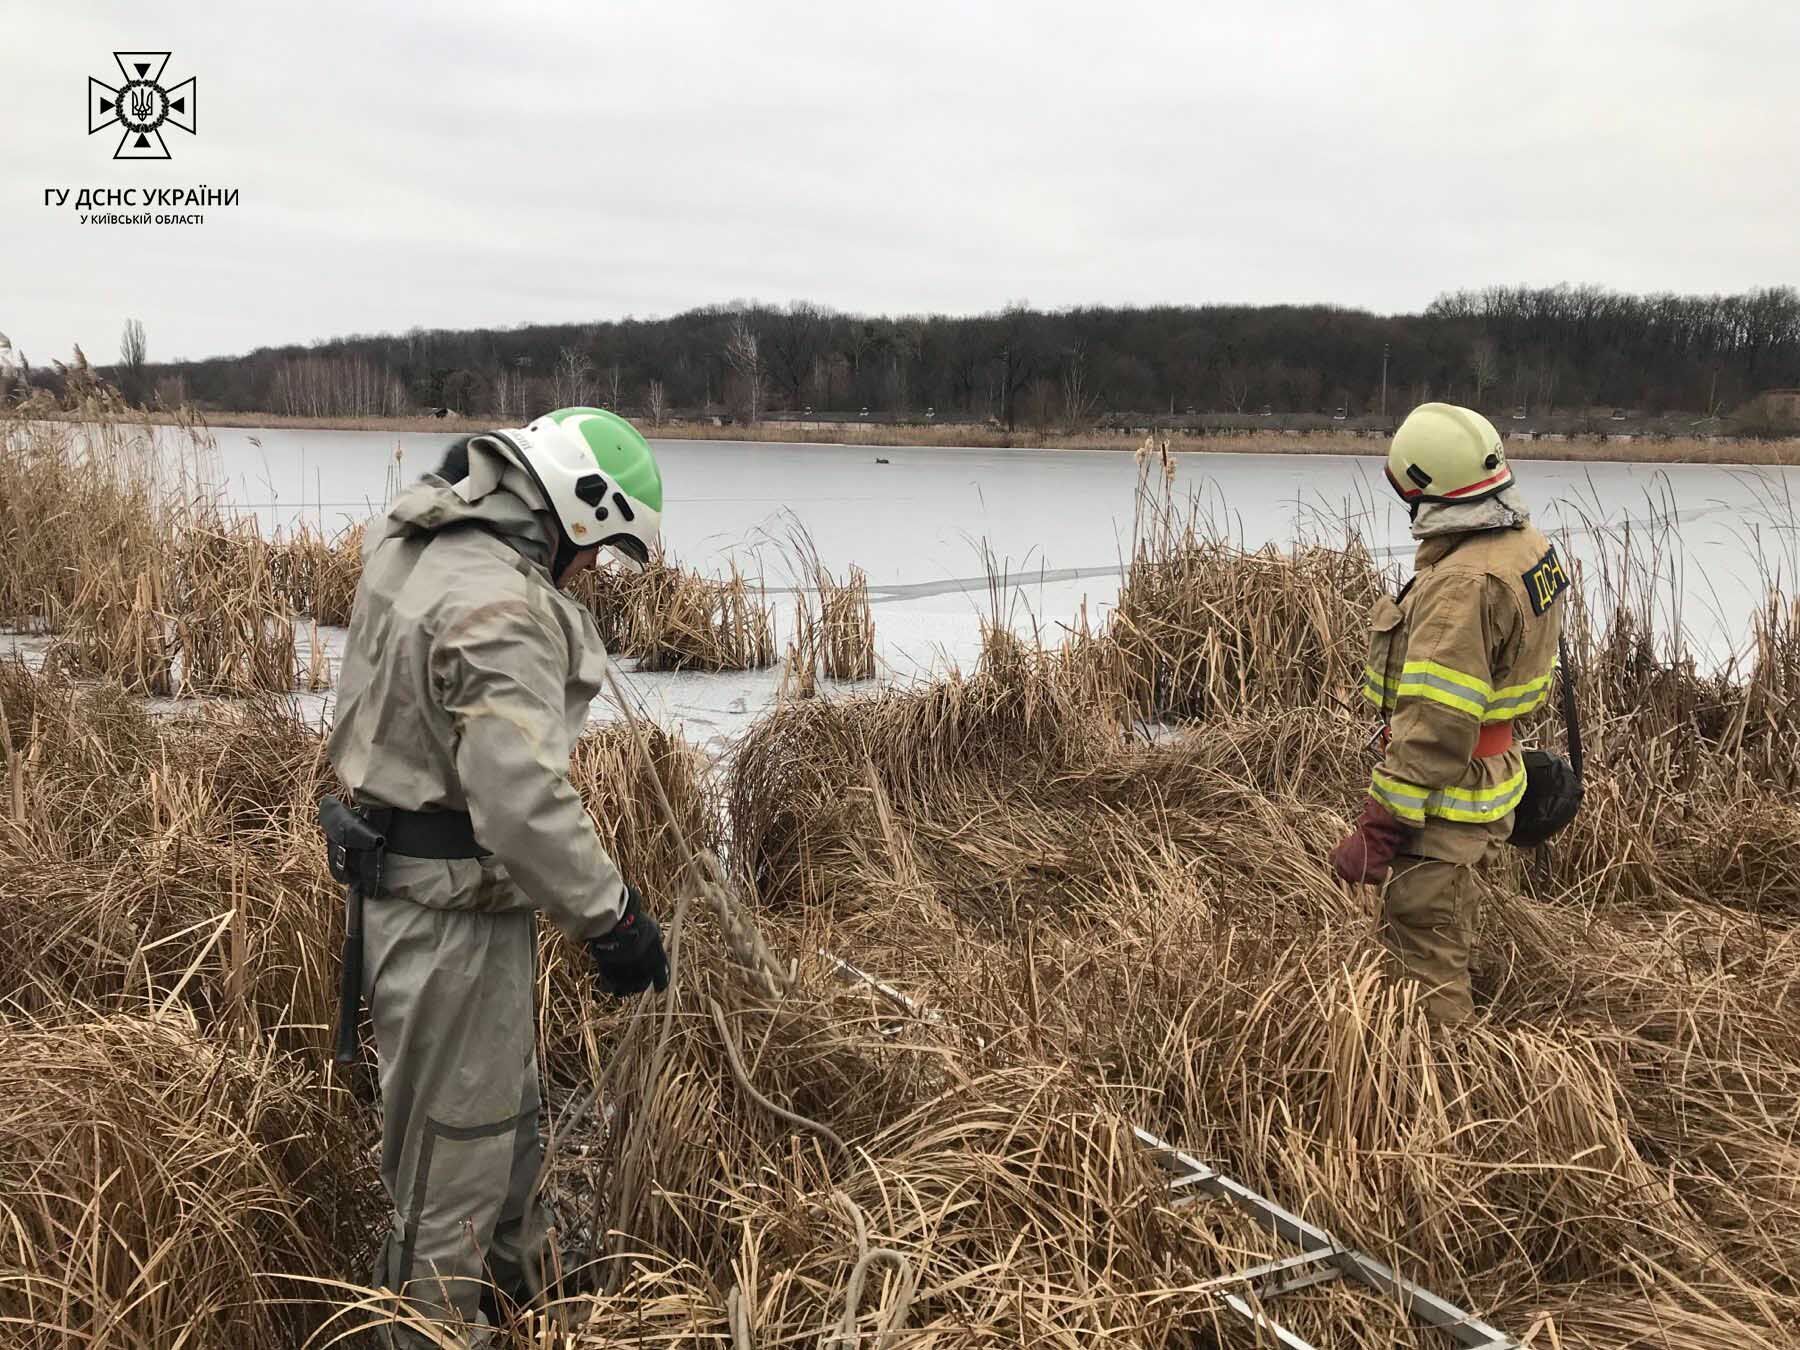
top-left (3, 0), bottom-right (1795, 364)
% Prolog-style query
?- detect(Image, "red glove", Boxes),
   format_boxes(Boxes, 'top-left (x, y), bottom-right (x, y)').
top-left (1329, 798), bottom-right (1409, 884)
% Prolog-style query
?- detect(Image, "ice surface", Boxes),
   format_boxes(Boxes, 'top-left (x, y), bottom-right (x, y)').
top-left (9, 431), bottom-right (1795, 754)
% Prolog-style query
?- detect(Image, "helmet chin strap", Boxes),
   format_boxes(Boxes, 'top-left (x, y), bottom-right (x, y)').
top-left (551, 531), bottom-right (583, 581)
top-left (1384, 467), bottom-right (1420, 518)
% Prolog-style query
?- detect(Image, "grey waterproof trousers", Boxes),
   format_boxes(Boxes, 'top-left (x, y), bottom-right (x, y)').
top-left (362, 855), bottom-right (547, 1346)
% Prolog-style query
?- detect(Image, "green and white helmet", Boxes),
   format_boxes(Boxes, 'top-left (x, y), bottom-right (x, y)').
top-left (490, 407), bottom-right (663, 569)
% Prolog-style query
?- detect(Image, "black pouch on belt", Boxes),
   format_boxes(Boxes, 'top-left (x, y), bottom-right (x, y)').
top-left (1509, 634), bottom-right (1585, 849)
top-left (1510, 750), bottom-right (1583, 848)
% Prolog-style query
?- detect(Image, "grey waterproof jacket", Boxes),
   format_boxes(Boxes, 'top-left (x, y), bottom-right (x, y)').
top-left (327, 456), bottom-right (627, 940)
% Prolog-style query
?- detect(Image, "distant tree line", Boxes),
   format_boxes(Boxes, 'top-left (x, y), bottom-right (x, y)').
top-left (7, 286), bottom-right (1799, 428)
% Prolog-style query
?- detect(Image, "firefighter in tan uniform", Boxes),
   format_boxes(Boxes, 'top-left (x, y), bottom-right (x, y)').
top-left (1329, 404), bottom-right (1568, 1022)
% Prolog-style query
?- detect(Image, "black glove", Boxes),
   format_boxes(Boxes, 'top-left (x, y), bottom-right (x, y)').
top-left (586, 885), bottom-right (670, 997)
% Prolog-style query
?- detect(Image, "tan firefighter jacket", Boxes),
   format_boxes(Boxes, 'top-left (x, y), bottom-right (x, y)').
top-left (1362, 521), bottom-right (1568, 862)
top-left (327, 463), bottom-right (628, 941)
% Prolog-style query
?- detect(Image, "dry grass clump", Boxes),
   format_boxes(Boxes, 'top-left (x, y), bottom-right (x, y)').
top-left (818, 563), bottom-right (877, 681)
top-left (775, 555), bottom-right (879, 697)
top-left (730, 644), bottom-right (1126, 907)
top-left (780, 593), bottom-right (821, 700)
top-left (571, 720), bottom-right (720, 899)
top-left (0, 1014), bottom-right (375, 1350)
top-left (710, 523), bottom-right (1800, 1347)
top-left (0, 415), bottom-right (169, 632)
top-left (44, 557), bottom-right (176, 694)
top-left (563, 559), bottom-right (645, 653)
top-left (268, 520), bottom-right (366, 626)
top-left (567, 553), bottom-right (779, 671)
top-left (539, 721), bottom-right (723, 1076)
top-left (171, 516), bottom-right (303, 695)
top-left (535, 824), bottom-right (1798, 1348)
top-left (625, 558), bottom-right (776, 671)
top-left (528, 871), bottom-right (1277, 1348)
top-left (1554, 509), bottom-right (1800, 792)
top-left (556, 1060), bottom-right (1252, 1345)
top-left (3, 416), bottom-right (183, 693)
top-left (1109, 495), bottom-right (1384, 720)
top-left (3, 414), bottom-right (311, 693)
top-left (0, 661), bottom-right (340, 1047)
top-left (1525, 574), bottom-right (1800, 917)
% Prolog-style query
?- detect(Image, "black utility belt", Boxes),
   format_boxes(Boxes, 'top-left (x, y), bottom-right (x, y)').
top-left (355, 805), bottom-right (489, 859)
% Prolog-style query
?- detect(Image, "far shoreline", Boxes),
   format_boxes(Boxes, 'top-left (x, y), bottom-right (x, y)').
top-left (34, 409), bottom-right (1800, 467)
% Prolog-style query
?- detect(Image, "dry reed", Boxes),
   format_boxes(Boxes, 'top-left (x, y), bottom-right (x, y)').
top-left (2, 414), bottom-right (311, 694)
top-left (567, 552), bottom-right (780, 671)
top-left (4, 406), bottom-right (1800, 1348)
top-left (268, 520), bottom-right (366, 626)
top-left (0, 1014), bottom-right (376, 1350)
top-left (622, 557), bottom-right (777, 672)
top-left (817, 563), bottom-right (877, 681)
top-left (172, 516), bottom-right (303, 695)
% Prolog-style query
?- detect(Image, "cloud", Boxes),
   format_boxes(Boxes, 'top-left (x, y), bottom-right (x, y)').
top-left (2, 0), bottom-right (1795, 361)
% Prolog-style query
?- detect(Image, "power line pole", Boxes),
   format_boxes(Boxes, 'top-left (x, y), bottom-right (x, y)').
top-left (1380, 343), bottom-right (1390, 420)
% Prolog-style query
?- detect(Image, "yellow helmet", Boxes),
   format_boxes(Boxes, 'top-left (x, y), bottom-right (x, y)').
top-left (1386, 403), bottom-right (1513, 506)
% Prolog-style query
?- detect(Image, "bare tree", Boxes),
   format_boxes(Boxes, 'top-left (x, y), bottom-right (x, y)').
top-left (646, 379), bottom-right (667, 426)
top-left (494, 357), bottom-right (533, 422)
top-left (154, 374), bottom-right (188, 410)
top-left (807, 352), bottom-right (841, 409)
top-left (989, 305), bottom-right (1040, 430)
top-left (442, 369), bottom-right (483, 415)
top-left (765, 302), bottom-right (832, 407)
top-left (1061, 339), bottom-right (1099, 429)
top-left (1469, 337), bottom-right (1499, 408)
top-left (605, 362), bottom-right (624, 410)
top-left (271, 354), bottom-right (406, 417)
top-left (493, 365), bottom-right (521, 422)
top-left (1534, 358), bottom-right (1558, 416)
top-left (1219, 362), bottom-right (1251, 414)
top-left (552, 346), bottom-right (595, 407)
top-left (119, 318), bottom-right (148, 407)
top-left (724, 314), bottom-right (765, 424)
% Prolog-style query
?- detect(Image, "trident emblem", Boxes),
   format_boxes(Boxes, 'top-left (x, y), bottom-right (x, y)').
top-left (89, 52), bottom-right (197, 160)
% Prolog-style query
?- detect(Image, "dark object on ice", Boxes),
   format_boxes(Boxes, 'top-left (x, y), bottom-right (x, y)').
top-left (875, 457), bottom-right (890, 464)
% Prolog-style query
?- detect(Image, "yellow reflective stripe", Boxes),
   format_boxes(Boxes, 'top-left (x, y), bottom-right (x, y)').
top-left (1362, 666), bottom-right (1395, 709)
top-left (1369, 767), bottom-right (1527, 825)
top-left (1487, 672), bottom-right (1554, 717)
top-left (1369, 770), bottom-right (1429, 824)
top-left (1426, 769), bottom-right (1528, 823)
top-left (1402, 659), bottom-right (1493, 699)
top-left (1394, 666), bottom-right (1488, 718)
top-left (1404, 659), bottom-right (1493, 701)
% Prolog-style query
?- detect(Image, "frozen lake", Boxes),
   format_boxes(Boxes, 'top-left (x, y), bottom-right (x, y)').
top-left (17, 425), bottom-right (1800, 748)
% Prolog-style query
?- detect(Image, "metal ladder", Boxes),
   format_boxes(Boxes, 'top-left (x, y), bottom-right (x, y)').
top-left (824, 952), bottom-right (1520, 1350)
top-left (1134, 1128), bottom-right (1519, 1349)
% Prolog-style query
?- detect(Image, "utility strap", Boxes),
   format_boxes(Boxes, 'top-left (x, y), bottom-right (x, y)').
top-left (1558, 632), bottom-right (1583, 781)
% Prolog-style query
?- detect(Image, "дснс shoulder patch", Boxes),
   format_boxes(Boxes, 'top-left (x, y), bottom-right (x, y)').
top-left (1522, 545), bottom-right (1569, 616)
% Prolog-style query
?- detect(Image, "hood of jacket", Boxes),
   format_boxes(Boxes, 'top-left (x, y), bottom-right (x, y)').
top-left (372, 436), bottom-right (559, 572)
top-left (1409, 482), bottom-right (1533, 542)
